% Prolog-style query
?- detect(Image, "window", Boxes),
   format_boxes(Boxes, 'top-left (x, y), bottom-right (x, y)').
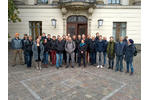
top-left (113, 22), bottom-right (127, 42)
top-left (108, 0), bottom-right (120, 4)
top-left (29, 21), bottom-right (42, 41)
top-left (37, 0), bottom-right (48, 4)
top-left (67, 16), bottom-right (87, 23)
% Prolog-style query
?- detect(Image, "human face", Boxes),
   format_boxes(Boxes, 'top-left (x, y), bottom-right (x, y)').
top-left (37, 39), bottom-right (40, 43)
top-left (110, 37), bottom-right (113, 42)
top-left (81, 40), bottom-right (84, 43)
top-left (120, 37), bottom-right (123, 42)
top-left (92, 36), bottom-right (95, 41)
top-left (29, 36), bottom-right (32, 41)
top-left (99, 36), bottom-right (102, 40)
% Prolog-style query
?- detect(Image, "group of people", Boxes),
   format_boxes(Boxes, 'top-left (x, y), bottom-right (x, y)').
top-left (11, 32), bottom-right (137, 75)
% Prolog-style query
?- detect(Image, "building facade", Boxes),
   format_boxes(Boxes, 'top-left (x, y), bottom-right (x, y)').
top-left (8, 0), bottom-right (141, 44)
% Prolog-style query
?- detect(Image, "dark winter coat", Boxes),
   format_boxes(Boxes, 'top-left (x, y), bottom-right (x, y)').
top-left (103, 40), bottom-right (108, 53)
top-left (76, 39), bottom-right (81, 52)
top-left (22, 39), bottom-right (28, 50)
top-left (32, 42), bottom-right (44, 61)
top-left (89, 40), bottom-right (96, 53)
top-left (115, 42), bottom-right (126, 56)
top-left (125, 44), bottom-right (135, 62)
top-left (107, 41), bottom-right (115, 59)
top-left (50, 40), bottom-right (56, 50)
top-left (95, 39), bottom-right (104, 52)
top-left (56, 40), bottom-right (65, 54)
top-left (43, 43), bottom-right (49, 53)
top-left (24, 40), bottom-right (33, 54)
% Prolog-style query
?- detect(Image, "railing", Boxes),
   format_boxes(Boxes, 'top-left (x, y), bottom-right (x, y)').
top-left (59, 0), bottom-right (96, 3)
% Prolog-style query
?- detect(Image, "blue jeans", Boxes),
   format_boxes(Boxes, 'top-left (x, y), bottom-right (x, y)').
top-left (116, 56), bottom-right (123, 71)
top-left (43, 52), bottom-right (48, 64)
top-left (126, 61), bottom-right (134, 73)
top-left (56, 53), bottom-right (63, 68)
top-left (26, 52), bottom-right (32, 67)
top-left (96, 52), bottom-right (102, 66)
top-left (90, 52), bottom-right (96, 65)
top-left (103, 52), bottom-right (107, 66)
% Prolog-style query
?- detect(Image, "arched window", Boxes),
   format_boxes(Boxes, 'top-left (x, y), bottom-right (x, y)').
top-left (67, 16), bottom-right (87, 23)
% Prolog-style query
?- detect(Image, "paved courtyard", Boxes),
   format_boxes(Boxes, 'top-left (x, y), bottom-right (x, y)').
top-left (8, 49), bottom-right (141, 100)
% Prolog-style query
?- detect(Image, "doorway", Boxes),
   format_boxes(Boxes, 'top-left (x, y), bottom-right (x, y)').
top-left (67, 15), bottom-right (87, 37)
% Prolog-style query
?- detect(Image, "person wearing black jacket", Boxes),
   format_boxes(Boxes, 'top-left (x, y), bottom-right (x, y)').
top-left (24, 36), bottom-right (33, 68)
top-left (102, 37), bottom-right (108, 67)
top-left (89, 36), bottom-right (96, 65)
top-left (47, 34), bottom-right (52, 64)
top-left (72, 35), bottom-right (77, 62)
top-left (55, 37), bottom-right (65, 69)
top-left (78, 39), bottom-right (87, 67)
top-left (22, 34), bottom-right (28, 65)
top-left (76, 35), bottom-right (81, 63)
top-left (50, 36), bottom-right (57, 65)
top-left (43, 39), bottom-right (49, 67)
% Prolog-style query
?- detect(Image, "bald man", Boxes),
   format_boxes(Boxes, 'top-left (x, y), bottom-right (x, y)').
top-left (115, 37), bottom-right (126, 72)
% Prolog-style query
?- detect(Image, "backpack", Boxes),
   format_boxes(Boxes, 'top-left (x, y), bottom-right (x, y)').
top-left (134, 46), bottom-right (137, 56)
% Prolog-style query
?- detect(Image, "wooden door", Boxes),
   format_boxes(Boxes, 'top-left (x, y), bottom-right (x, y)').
top-left (78, 24), bottom-right (87, 36)
top-left (116, 23), bottom-right (121, 42)
top-left (67, 23), bottom-right (77, 37)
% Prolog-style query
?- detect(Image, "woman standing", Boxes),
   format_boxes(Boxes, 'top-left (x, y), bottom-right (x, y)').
top-left (43, 39), bottom-right (49, 68)
top-left (125, 39), bottom-right (135, 75)
top-left (78, 40), bottom-right (87, 67)
top-left (32, 38), bottom-right (44, 70)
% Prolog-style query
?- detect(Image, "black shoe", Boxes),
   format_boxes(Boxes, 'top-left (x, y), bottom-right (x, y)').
top-left (108, 67), bottom-right (111, 69)
top-left (126, 71), bottom-right (129, 73)
top-left (84, 65), bottom-right (86, 68)
top-left (130, 72), bottom-right (133, 75)
top-left (78, 64), bottom-right (81, 67)
top-left (12, 64), bottom-right (16, 67)
top-left (56, 67), bottom-right (59, 69)
top-left (60, 65), bottom-right (62, 67)
top-left (72, 66), bottom-right (74, 68)
top-left (66, 66), bottom-right (68, 68)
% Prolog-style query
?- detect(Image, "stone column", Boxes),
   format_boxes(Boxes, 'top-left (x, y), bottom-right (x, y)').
top-left (61, 8), bottom-right (67, 35)
top-left (63, 16), bottom-right (67, 35)
top-left (88, 17), bottom-right (92, 35)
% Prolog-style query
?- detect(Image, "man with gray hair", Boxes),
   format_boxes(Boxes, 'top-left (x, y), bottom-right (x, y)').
top-left (65, 37), bottom-right (76, 68)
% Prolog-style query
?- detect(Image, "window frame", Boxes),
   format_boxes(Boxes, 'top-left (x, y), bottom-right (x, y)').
top-left (37, 0), bottom-right (48, 5)
top-left (108, 0), bottom-right (120, 4)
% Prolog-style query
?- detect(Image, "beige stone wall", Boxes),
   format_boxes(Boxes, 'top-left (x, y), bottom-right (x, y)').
top-left (91, 8), bottom-right (141, 43)
top-left (8, 6), bottom-right (141, 43)
top-left (8, 8), bottom-right (63, 39)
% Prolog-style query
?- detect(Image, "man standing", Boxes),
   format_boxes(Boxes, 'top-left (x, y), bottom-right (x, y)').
top-left (89, 36), bottom-right (96, 65)
top-left (11, 33), bottom-right (23, 66)
top-left (65, 37), bottom-right (76, 68)
top-left (56, 37), bottom-right (65, 69)
top-left (47, 34), bottom-right (52, 64)
top-left (76, 35), bottom-right (81, 63)
top-left (50, 36), bottom-right (57, 65)
top-left (107, 36), bottom-right (115, 69)
top-left (102, 36), bottom-right (108, 67)
top-left (115, 37), bottom-right (126, 72)
top-left (96, 35), bottom-right (104, 69)
top-left (22, 34), bottom-right (28, 65)
top-left (24, 36), bottom-right (33, 68)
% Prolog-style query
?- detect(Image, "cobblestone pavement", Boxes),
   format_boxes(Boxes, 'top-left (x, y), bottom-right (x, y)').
top-left (8, 49), bottom-right (141, 100)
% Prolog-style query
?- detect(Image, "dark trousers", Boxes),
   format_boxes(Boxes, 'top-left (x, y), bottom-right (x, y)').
top-left (26, 52), bottom-right (32, 67)
top-left (90, 52), bottom-right (96, 65)
top-left (51, 50), bottom-right (56, 65)
top-left (108, 58), bottom-right (114, 69)
top-left (78, 53), bottom-right (86, 66)
top-left (24, 51), bottom-right (28, 64)
top-left (63, 50), bottom-right (67, 64)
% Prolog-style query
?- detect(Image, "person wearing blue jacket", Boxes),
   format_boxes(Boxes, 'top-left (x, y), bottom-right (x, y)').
top-left (102, 37), bottom-right (108, 67)
top-left (125, 39), bottom-right (135, 75)
top-left (11, 33), bottom-right (24, 67)
top-left (96, 35), bottom-right (104, 69)
top-left (115, 37), bottom-right (126, 72)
